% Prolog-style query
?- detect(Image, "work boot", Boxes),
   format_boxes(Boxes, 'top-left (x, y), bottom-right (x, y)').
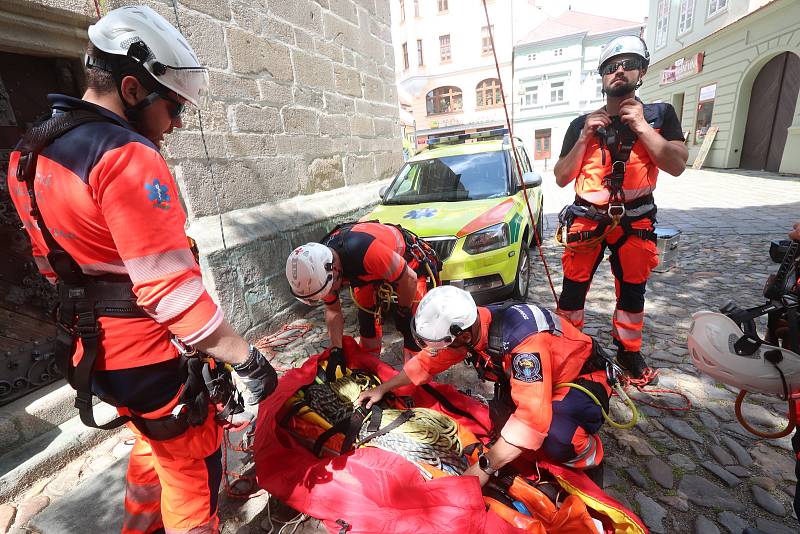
top-left (616, 349), bottom-right (658, 386)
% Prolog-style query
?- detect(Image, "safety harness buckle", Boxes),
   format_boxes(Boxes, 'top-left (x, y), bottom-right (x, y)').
top-left (611, 160), bottom-right (626, 176)
top-left (607, 203), bottom-right (626, 218)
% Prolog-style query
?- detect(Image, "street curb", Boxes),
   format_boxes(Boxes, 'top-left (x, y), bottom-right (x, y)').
top-left (0, 403), bottom-right (121, 502)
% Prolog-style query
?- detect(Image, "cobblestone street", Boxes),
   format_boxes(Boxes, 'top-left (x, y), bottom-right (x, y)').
top-left (3, 168), bottom-right (799, 534)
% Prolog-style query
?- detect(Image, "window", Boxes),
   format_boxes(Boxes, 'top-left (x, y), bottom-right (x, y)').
top-left (476, 78), bottom-right (502, 108)
top-left (439, 34), bottom-right (451, 62)
top-left (527, 53), bottom-right (536, 62)
top-left (694, 83), bottom-right (716, 144)
top-left (554, 48), bottom-right (563, 56)
top-left (402, 42), bottom-right (409, 69)
top-left (595, 77), bottom-right (603, 98)
top-left (678, 0), bottom-right (695, 35)
top-left (417, 39), bottom-right (424, 66)
top-left (438, 0), bottom-right (448, 13)
top-left (655, 0), bottom-right (669, 49)
top-left (550, 80), bottom-right (564, 103)
top-left (522, 84), bottom-right (538, 107)
top-left (708, 0), bottom-right (727, 18)
top-left (426, 86), bottom-right (462, 115)
top-left (414, 0), bottom-right (419, 17)
top-left (534, 129), bottom-right (551, 160)
top-left (399, 0), bottom-right (405, 23)
top-left (481, 26), bottom-right (494, 55)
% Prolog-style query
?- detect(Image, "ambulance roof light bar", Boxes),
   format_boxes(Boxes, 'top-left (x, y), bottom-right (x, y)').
top-left (426, 128), bottom-right (509, 147)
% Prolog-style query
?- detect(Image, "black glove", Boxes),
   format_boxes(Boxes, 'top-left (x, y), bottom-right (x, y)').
top-left (327, 346), bottom-right (346, 382)
top-left (233, 346), bottom-right (278, 405)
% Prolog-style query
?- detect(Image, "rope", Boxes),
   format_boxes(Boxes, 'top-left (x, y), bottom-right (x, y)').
top-left (348, 261), bottom-right (437, 319)
top-left (221, 424), bottom-right (265, 499)
top-left (254, 323), bottom-right (312, 372)
top-left (555, 217), bottom-right (620, 249)
top-left (554, 382), bottom-right (638, 430)
top-left (620, 377), bottom-right (692, 413)
top-left (481, 0), bottom-right (558, 308)
top-left (734, 389), bottom-right (797, 439)
top-left (93, 0), bottom-right (102, 19)
top-left (262, 498), bottom-right (308, 534)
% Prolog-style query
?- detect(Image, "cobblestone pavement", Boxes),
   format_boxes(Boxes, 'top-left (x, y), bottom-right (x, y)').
top-left (3, 168), bottom-right (799, 534)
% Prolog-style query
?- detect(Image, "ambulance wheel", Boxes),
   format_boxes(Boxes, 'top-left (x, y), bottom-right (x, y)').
top-left (512, 241), bottom-right (531, 300)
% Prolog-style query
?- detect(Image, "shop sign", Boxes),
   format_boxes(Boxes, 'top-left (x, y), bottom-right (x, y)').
top-left (698, 83), bottom-right (716, 102)
top-left (660, 53), bottom-right (704, 85)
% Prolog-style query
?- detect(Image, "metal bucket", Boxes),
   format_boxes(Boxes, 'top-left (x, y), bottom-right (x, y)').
top-left (653, 227), bottom-right (681, 273)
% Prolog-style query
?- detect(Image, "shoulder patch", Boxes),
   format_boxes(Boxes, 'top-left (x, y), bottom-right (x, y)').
top-left (511, 352), bottom-right (543, 383)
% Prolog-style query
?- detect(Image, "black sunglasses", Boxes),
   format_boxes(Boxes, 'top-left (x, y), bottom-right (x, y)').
top-left (159, 93), bottom-right (186, 119)
top-left (599, 58), bottom-right (642, 76)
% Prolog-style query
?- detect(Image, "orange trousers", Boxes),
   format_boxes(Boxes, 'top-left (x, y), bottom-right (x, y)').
top-left (122, 407), bottom-right (223, 534)
top-left (557, 217), bottom-right (658, 352)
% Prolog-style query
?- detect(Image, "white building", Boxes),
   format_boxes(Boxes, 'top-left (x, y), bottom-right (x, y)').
top-left (390, 0), bottom-right (544, 146)
top-left (640, 0), bottom-right (800, 173)
top-left (513, 11), bottom-right (643, 170)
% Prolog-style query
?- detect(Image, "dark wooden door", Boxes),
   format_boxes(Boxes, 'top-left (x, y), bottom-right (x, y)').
top-left (740, 52), bottom-right (800, 171)
top-left (0, 50), bottom-right (83, 404)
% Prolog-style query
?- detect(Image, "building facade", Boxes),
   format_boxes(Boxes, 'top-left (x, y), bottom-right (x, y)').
top-left (0, 0), bottom-right (402, 338)
top-left (640, 0), bottom-right (800, 173)
top-left (512, 11), bottom-right (643, 170)
top-left (391, 0), bottom-right (543, 145)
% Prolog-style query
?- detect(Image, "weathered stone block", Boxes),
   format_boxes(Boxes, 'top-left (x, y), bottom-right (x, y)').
top-left (225, 134), bottom-right (277, 158)
top-left (355, 55), bottom-right (379, 78)
top-left (330, 136), bottom-right (360, 156)
top-left (354, 0), bottom-right (377, 16)
top-left (294, 28), bottom-right (314, 50)
top-left (179, 10), bottom-right (227, 69)
top-left (181, 0), bottom-right (231, 20)
top-left (374, 0), bottom-right (389, 22)
top-left (257, 80), bottom-right (294, 108)
top-left (306, 156), bottom-right (345, 193)
top-left (323, 12), bottom-right (360, 51)
top-left (181, 100), bottom-right (229, 132)
top-left (361, 33), bottom-right (385, 64)
top-left (177, 160), bottom-right (259, 216)
top-left (282, 107), bottom-right (320, 135)
top-left (202, 260), bottom-right (252, 332)
top-left (229, 0), bottom-right (264, 34)
top-left (315, 38), bottom-right (344, 63)
top-left (372, 117), bottom-right (394, 137)
top-left (369, 17), bottom-right (390, 42)
top-left (208, 71), bottom-right (260, 101)
top-left (344, 154), bottom-right (375, 185)
top-left (334, 64), bottom-right (362, 97)
top-left (252, 157), bottom-right (301, 200)
top-left (266, 15), bottom-right (295, 46)
top-left (384, 83), bottom-right (398, 105)
top-left (329, 0), bottom-right (358, 24)
top-left (227, 28), bottom-right (293, 81)
top-left (374, 150), bottom-right (402, 179)
top-left (324, 92), bottom-right (356, 114)
top-left (292, 49), bottom-right (335, 90)
top-left (319, 114), bottom-right (350, 137)
top-left (362, 75), bottom-right (383, 102)
top-left (269, 0), bottom-right (323, 33)
top-left (231, 104), bottom-right (283, 134)
top-left (355, 99), bottom-right (395, 117)
top-left (342, 49), bottom-right (357, 67)
top-left (293, 86), bottom-right (324, 109)
top-left (350, 114), bottom-right (374, 137)
top-left (275, 135), bottom-right (334, 160)
top-left (164, 131), bottom-right (226, 160)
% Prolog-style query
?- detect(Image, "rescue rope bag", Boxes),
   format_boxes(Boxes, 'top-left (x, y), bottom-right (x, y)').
top-left (15, 109), bottom-right (241, 440)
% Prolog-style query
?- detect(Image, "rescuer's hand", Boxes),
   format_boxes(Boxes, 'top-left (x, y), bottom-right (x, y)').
top-left (580, 108), bottom-right (610, 141)
top-left (357, 385), bottom-right (386, 409)
top-left (619, 98), bottom-right (648, 136)
top-left (233, 346), bottom-right (278, 405)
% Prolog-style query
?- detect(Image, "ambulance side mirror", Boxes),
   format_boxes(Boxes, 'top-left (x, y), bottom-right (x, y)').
top-left (522, 171), bottom-right (542, 188)
top-left (379, 185), bottom-right (389, 199)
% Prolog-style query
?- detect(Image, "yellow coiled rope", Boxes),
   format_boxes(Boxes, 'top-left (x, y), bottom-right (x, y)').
top-left (555, 381), bottom-right (638, 430)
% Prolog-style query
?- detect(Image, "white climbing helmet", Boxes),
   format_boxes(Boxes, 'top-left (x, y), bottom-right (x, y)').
top-left (286, 243), bottom-right (336, 305)
top-left (412, 285), bottom-right (478, 352)
top-left (598, 35), bottom-right (650, 73)
top-left (687, 311), bottom-right (800, 396)
top-left (88, 5), bottom-right (208, 106)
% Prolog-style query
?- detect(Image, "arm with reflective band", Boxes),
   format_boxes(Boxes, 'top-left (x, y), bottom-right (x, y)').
top-left (91, 142), bottom-right (221, 344)
top-left (363, 238), bottom-right (407, 283)
top-left (500, 334), bottom-right (553, 451)
top-left (403, 347), bottom-right (465, 385)
top-left (6, 151), bottom-right (57, 282)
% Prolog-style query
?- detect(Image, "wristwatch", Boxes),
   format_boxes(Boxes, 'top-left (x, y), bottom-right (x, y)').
top-left (477, 453), bottom-right (497, 476)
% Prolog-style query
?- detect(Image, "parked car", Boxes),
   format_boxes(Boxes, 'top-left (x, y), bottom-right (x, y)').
top-left (365, 128), bottom-right (543, 303)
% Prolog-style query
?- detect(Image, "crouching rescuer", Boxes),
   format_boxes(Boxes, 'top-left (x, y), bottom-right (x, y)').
top-left (357, 286), bottom-right (616, 485)
top-left (6, 6), bottom-right (277, 534)
top-left (553, 36), bottom-right (689, 385)
top-left (286, 221), bottom-right (440, 363)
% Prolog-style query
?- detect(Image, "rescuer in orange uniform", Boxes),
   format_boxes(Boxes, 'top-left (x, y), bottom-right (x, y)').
top-left (287, 221), bottom-right (437, 363)
top-left (357, 286), bottom-right (612, 485)
top-left (553, 36), bottom-right (688, 385)
top-left (7, 7), bottom-right (276, 534)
